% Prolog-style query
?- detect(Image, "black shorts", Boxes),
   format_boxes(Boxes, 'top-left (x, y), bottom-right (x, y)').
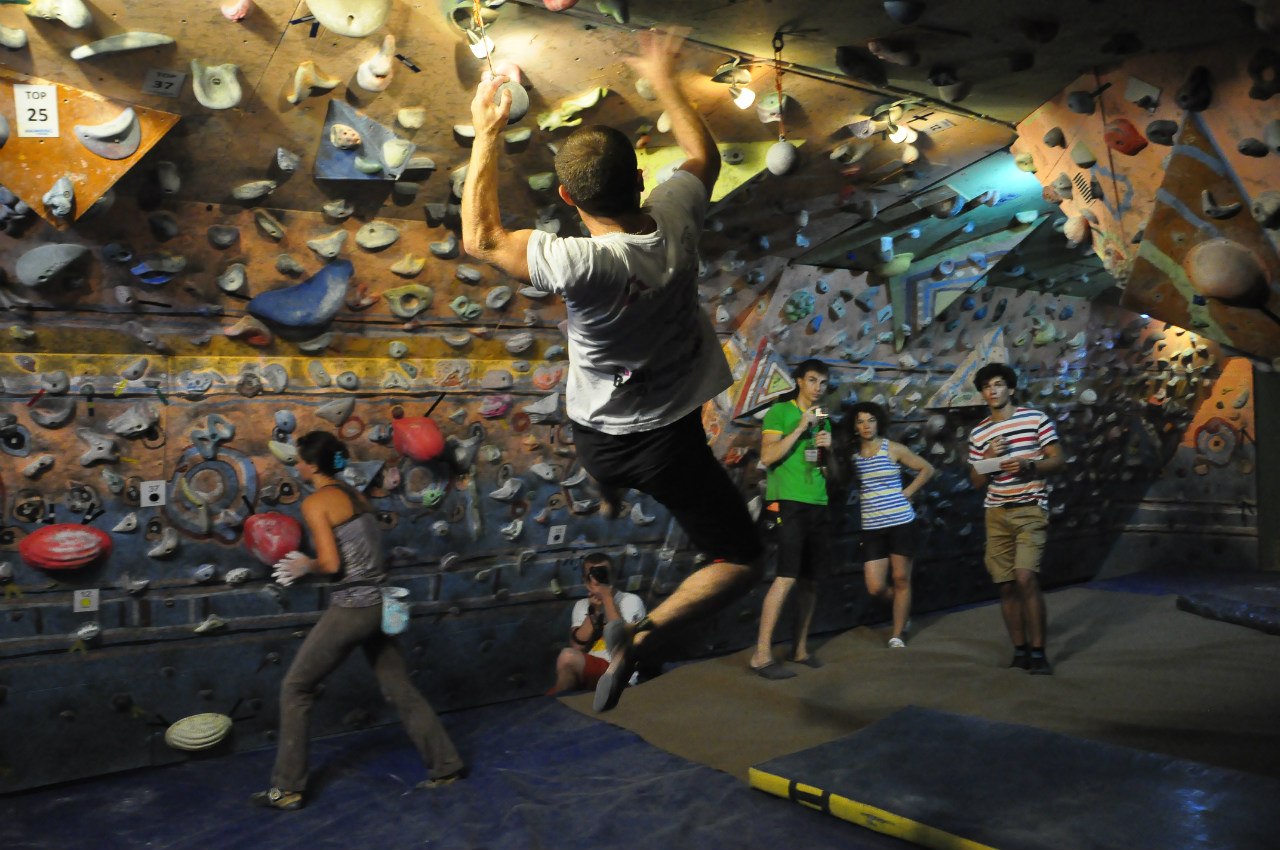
top-left (773, 500), bottom-right (831, 580)
top-left (573, 409), bottom-right (762, 564)
top-left (859, 519), bottom-right (917, 562)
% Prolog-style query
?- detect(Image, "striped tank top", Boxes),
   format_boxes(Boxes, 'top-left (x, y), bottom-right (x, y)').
top-left (854, 439), bottom-right (915, 530)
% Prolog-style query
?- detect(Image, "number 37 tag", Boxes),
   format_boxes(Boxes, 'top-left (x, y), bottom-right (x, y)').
top-left (141, 69), bottom-right (186, 98)
top-left (13, 85), bottom-right (59, 138)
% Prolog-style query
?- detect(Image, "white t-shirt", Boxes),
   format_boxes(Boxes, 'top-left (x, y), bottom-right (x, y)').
top-left (527, 170), bottom-right (732, 435)
top-left (571, 591), bottom-right (646, 661)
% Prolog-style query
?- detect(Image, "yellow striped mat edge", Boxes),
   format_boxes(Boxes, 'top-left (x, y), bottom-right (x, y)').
top-left (748, 767), bottom-right (999, 850)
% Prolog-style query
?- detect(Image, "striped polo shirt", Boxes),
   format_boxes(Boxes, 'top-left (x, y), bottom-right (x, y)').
top-left (854, 439), bottom-right (915, 530)
top-left (968, 407), bottom-right (1058, 510)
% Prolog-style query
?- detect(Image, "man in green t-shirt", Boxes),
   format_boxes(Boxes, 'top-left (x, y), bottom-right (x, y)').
top-left (749, 359), bottom-right (833, 679)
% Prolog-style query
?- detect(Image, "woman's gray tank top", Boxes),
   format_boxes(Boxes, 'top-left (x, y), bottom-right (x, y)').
top-left (330, 512), bottom-right (385, 608)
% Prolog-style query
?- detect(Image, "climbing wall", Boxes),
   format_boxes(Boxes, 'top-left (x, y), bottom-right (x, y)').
top-left (0, 0), bottom-right (1270, 792)
top-left (711, 258), bottom-right (1255, 635)
top-left (1010, 39), bottom-right (1280, 359)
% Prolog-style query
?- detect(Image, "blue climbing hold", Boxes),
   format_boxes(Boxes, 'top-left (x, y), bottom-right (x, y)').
top-left (1059, 305), bottom-right (1074, 320)
top-left (974, 306), bottom-right (988, 320)
top-left (248, 260), bottom-right (353, 330)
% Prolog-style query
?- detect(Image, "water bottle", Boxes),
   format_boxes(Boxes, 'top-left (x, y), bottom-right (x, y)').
top-left (812, 406), bottom-right (829, 476)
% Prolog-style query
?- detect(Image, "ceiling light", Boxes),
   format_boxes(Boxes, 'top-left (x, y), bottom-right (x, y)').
top-left (729, 85), bottom-right (755, 109)
top-left (887, 124), bottom-right (917, 144)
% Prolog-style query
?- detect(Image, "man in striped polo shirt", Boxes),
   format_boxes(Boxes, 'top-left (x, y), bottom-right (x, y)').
top-left (967, 363), bottom-right (1065, 674)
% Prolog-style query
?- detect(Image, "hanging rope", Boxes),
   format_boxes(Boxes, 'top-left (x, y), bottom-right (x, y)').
top-left (772, 32), bottom-right (787, 141)
top-left (472, 0), bottom-right (496, 76)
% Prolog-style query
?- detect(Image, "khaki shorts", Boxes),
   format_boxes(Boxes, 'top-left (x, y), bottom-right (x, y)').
top-left (984, 503), bottom-right (1048, 583)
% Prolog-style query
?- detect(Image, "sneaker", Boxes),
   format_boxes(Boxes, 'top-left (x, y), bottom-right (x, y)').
top-left (593, 620), bottom-right (636, 712)
top-left (1009, 651), bottom-right (1030, 670)
top-left (250, 787), bottom-right (303, 811)
top-left (903, 618), bottom-right (913, 635)
top-left (887, 636), bottom-right (906, 649)
top-left (1028, 654), bottom-right (1053, 675)
top-left (416, 768), bottom-right (466, 789)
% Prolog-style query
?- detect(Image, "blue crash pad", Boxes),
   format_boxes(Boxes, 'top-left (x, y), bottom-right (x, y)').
top-left (751, 705), bottom-right (1280, 850)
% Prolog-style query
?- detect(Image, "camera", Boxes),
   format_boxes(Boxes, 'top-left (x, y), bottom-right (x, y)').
top-left (587, 566), bottom-right (610, 584)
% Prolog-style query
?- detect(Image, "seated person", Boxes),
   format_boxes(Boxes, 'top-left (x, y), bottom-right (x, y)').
top-left (548, 553), bottom-right (646, 695)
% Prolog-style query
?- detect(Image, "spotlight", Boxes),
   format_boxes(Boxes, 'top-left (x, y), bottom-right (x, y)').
top-left (729, 85), bottom-right (756, 109)
top-left (887, 123), bottom-right (917, 144)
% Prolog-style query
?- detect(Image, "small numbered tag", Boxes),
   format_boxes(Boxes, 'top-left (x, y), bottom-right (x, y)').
top-left (13, 85), bottom-right (59, 138)
top-left (804, 448), bottom-right (819, 463)
top-left (141, 69), bottom-right (186, 98)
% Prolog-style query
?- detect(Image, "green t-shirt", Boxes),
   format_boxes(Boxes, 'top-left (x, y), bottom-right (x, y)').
top-left (762, 400), bottom-right (829, 505)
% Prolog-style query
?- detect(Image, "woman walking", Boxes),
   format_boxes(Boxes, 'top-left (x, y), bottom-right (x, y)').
top-left (252, 431), bottom-right (464, 810)
top-left (850, 403), bottom-right (934, 648)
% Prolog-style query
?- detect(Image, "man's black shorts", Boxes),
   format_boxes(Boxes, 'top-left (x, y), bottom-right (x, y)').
top-left (772, 500), bottom-right (832, 580)
top-left (573, 409), bottom-right (762, 564)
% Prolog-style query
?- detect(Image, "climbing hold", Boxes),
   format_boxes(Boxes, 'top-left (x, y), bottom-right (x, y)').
top-left (42, 176), bottom-right (75, 218)
top-left (329, 123), bottom-right (361, 149)
top-left (356, 34), bottom-right (395, 92)
top-left (1104, 118), bottom-right (1146, 156)
top-left (1201, 190), bottom-right (1242, 220)
top-left (1070, 141), bottom-right (1096, 168)
top-left (242, 512), bottom-right (303, 565)
top-left (1237, 138), bottom-right (1268, 158)
top-left (383, 284), bottom-right (434, 319)
top-left (24, 0), bottom-right (91, 28)
top-left (20, 524), bottom-right (111, 570)
top-left (73, 107), bottom-right (141, 159)
top-left (255, 210), bottom-right (286, 240)
top-left (1175, 66), bottom-right (1212, 112)
top-left (1247, 48), bottom-right (1280, 100)
top-left (356, 221), bottom-right (400, 250)
top-left (191, 59), bottom-right (241, 110)
top-left (306, 230), bottom-right (347, 259)
top-left (248, 260), bottom-right (353, 330)
top-left (288, 60), bottom-right (341, 104)
top-left (1066, 90), bottom-right (1096, 115)
top-left (208, 225), bottom-right (239, 249)
top-left (233, 180), bottom-right (277, 201)
top-left (15, 244), bottom-right (90, 288)
top-left (1182, 238), bottom-right (1265, 301)
top-left (429, 233), bottom-right (459, 259)
top-left (882, 1), bottom-right (923, 25)
top-left (307, 0), bottom-right (389, 36)
top-left (1252, 191), bottom-right (1280, 229)
top-left (391, 417), bottom-right (444, 462)
top-left (391, 253), bottom-right (425, 277)
top-left (217, 263), bottom-right (247, 295)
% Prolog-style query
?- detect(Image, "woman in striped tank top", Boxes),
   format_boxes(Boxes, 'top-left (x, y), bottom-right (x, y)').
top-left (850, 402), bottom-right (934, 648)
